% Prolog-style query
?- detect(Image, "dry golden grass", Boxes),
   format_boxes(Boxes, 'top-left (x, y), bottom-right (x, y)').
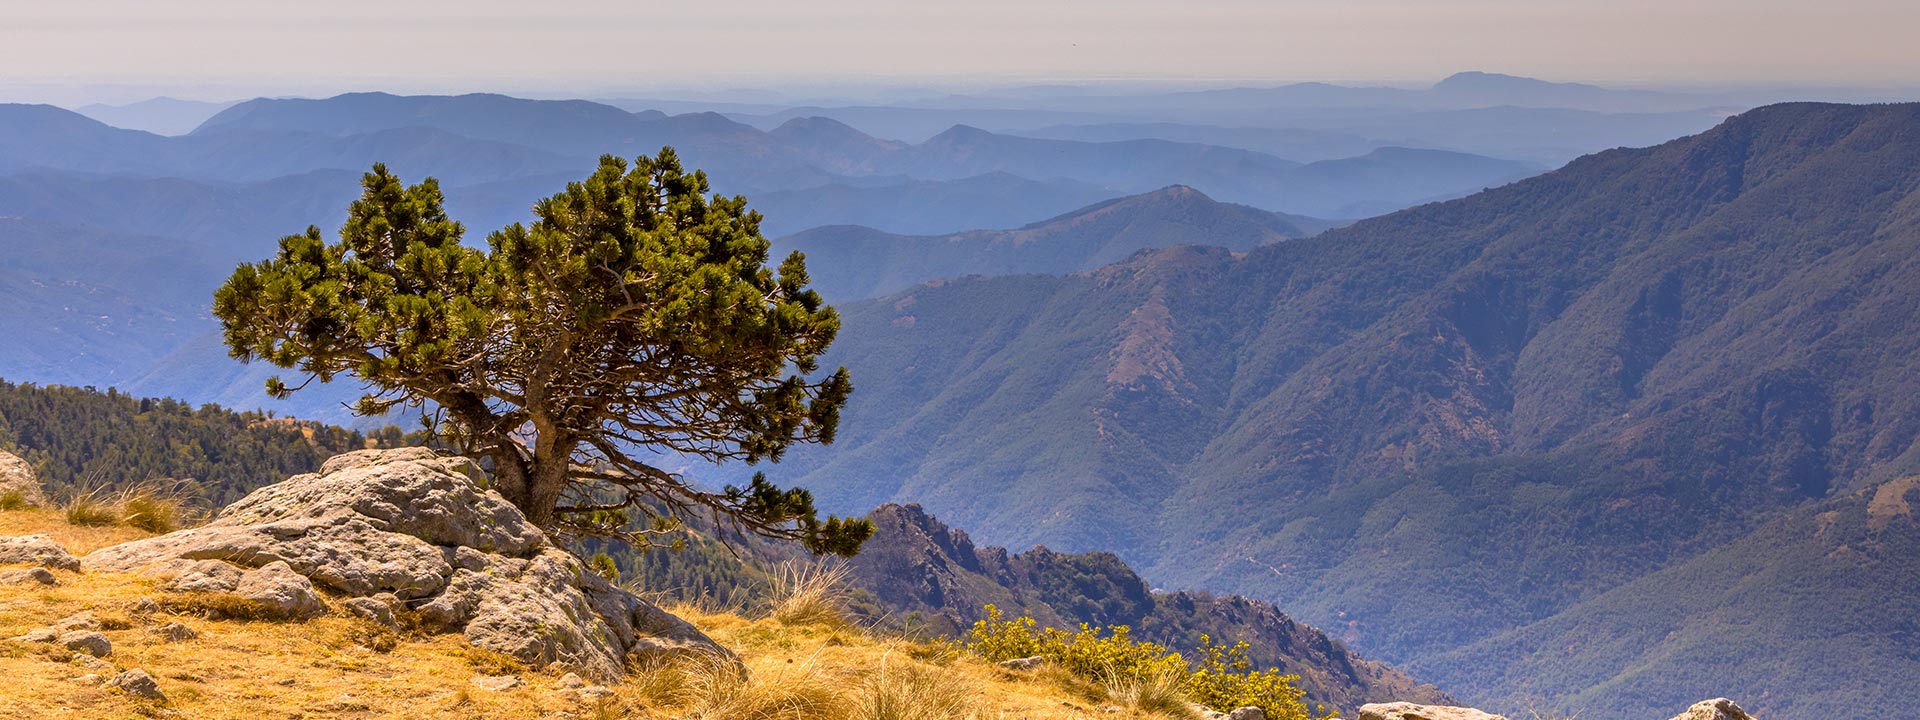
top-left (1103, 663), bottom-right (1203, 719)
top-left (0, 508), bottom-right (153, 554)
top-left (768, 559), bottom-right (853, 627)
top-left (0, 509), bottom-right (1175, 720)
top-left (114, 482), bottom-right (196, 535)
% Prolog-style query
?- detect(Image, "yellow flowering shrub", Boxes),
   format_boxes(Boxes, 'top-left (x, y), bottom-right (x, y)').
top-left (964, 605), bottom-right (1320, 720)
top-left (1185, 634), bottom-right (1314, 720)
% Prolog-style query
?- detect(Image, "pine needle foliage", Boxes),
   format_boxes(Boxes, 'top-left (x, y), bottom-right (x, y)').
top-left (212, 149), bottom-right (871, 554)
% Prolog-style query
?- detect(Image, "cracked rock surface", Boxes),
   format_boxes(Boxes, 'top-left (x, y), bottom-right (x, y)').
top-left (84, 447), bottom-right (729, 680)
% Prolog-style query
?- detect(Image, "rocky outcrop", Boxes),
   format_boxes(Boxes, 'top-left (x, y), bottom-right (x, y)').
top-left (1668, 698), bottom-right (1755, 720)
top-left (1358, 703), bottom-right (1508, 720)
top-left (0, 450), bottom-right (45, 507)
top-left (83, 447), bottom-right (730, 680)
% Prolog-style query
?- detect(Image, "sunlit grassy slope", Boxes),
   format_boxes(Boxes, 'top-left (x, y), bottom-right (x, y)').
top-left (0, 508), bottom-right (1198, 720)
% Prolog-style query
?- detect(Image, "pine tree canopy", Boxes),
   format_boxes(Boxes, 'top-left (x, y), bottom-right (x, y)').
top-left (213, 148), bottom-right (871, 556)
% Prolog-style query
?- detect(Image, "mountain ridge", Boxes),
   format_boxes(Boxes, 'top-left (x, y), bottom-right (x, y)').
top-left (762, 101), bottom-right (1920, 720)
top-left (775, 185), bottom-right (1335, 300)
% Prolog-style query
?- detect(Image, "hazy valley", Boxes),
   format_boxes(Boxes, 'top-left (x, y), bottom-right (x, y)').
top-left (1, 55), bottom-right (1915, 720)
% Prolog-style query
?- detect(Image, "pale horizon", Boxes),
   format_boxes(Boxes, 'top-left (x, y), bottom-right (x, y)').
top-left (5, 0), bottom-right (1919, 106)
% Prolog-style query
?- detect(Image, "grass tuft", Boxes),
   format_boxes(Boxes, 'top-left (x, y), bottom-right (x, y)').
top-left (0, 489), bottom-right (30, 511)
top-left (675, 654), bottom-right (845, 720)
top-left (63, 485), bottom-right (120, 527)
top-left (769, 560), bottom-right (852, 628)
top-left (1104, 662), bottom-right (1202, 719)
top-left (116, 480), bottom-right (195, 534)
top-left (57, 479), bottom-right (199, 532)
top-left (853, 651), bottom-right (979, 720)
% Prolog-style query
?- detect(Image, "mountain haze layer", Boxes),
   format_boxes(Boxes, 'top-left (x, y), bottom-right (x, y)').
top-left (767, 102), bottom-right (1920, 720)
top-left (777, 185), bottom-right (1337, 300)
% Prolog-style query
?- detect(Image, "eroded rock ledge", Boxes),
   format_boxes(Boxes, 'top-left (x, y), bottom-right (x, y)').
top-left (83, 447), bottom-right (729, 680)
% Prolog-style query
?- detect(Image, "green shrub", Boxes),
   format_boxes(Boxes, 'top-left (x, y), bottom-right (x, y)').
top-left (0, 489), bottom-right (29, 511)
top-left (964, 605), bottom-right (1318, 720)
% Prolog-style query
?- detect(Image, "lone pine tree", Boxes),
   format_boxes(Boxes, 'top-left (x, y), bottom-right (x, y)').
top-left (213, 148), bottom-right (870, 555)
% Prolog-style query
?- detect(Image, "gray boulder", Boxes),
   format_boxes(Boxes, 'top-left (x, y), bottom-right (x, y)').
top-left (1668, 698), bottom-right (1756, 720)
top-left (1358, 703), bottom-right (1508, 720)
top-left (1227, 709), bottom-right (1268, 720)
top-left (157, 559), bottom-right (244, 592)
top-left (10, 628), bottom-right (56, 643)
top-left (108, 669), bottom-right (166, 702)
top-left (0, 566), bottom-right (57, 585)
top-left (150, 622), bottom-right (198, 642)
top-left (0, 534), bottom-right (80, 571)
top-left (83, 447), bottom-right (730, 680)
top-left (58, 630), bottom-right (111, 657)
top-left (342, 595), bottom-right (398, 627)
top-left (234, 560), bottom-right (327, 619)
top-left (0, 450), bottom-right (44, 507)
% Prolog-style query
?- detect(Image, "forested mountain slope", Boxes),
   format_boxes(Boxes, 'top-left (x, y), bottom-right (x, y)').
top-left (769, 102), bottom-right (1920, 719)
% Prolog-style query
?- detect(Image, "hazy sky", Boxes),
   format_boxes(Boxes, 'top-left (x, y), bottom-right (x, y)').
top-left (4, 0), bottom-right (1917, 102)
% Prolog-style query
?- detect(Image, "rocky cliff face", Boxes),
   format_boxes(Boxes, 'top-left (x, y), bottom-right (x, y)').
top-left (82, 448), bottom-right (728, 680)
top-left (848, 503), bottom-right (1453, 712)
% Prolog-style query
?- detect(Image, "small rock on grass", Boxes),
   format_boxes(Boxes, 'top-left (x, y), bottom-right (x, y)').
top-left (471, 674), bottom-right (523, 691)
top-left (996, 655), bottom-right (1046, 671)
top-left (1359, 703), bottom-right (1508, 720)
top-left (72, 653), bottom-right (111, 668)
top-left (108, 669), bottom-right (166, 702)
top-left (10, 628), bottom-right (57, 643)
top-left (0, 567), bottom-right (57, 585)
top-left (342, 595), bottom-right (398, 627)
top-left (58, 630), bottom-right (111, 657)
top-left (0, 535), bottom-right (79, 571)
top-left (150, 622), bottom-right (197, 642)
top-left (560, 684), bottom-right (616, 703)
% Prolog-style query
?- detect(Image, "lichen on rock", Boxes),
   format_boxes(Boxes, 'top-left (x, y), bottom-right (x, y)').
top-left (83, 447), bottom-right (731, 680)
